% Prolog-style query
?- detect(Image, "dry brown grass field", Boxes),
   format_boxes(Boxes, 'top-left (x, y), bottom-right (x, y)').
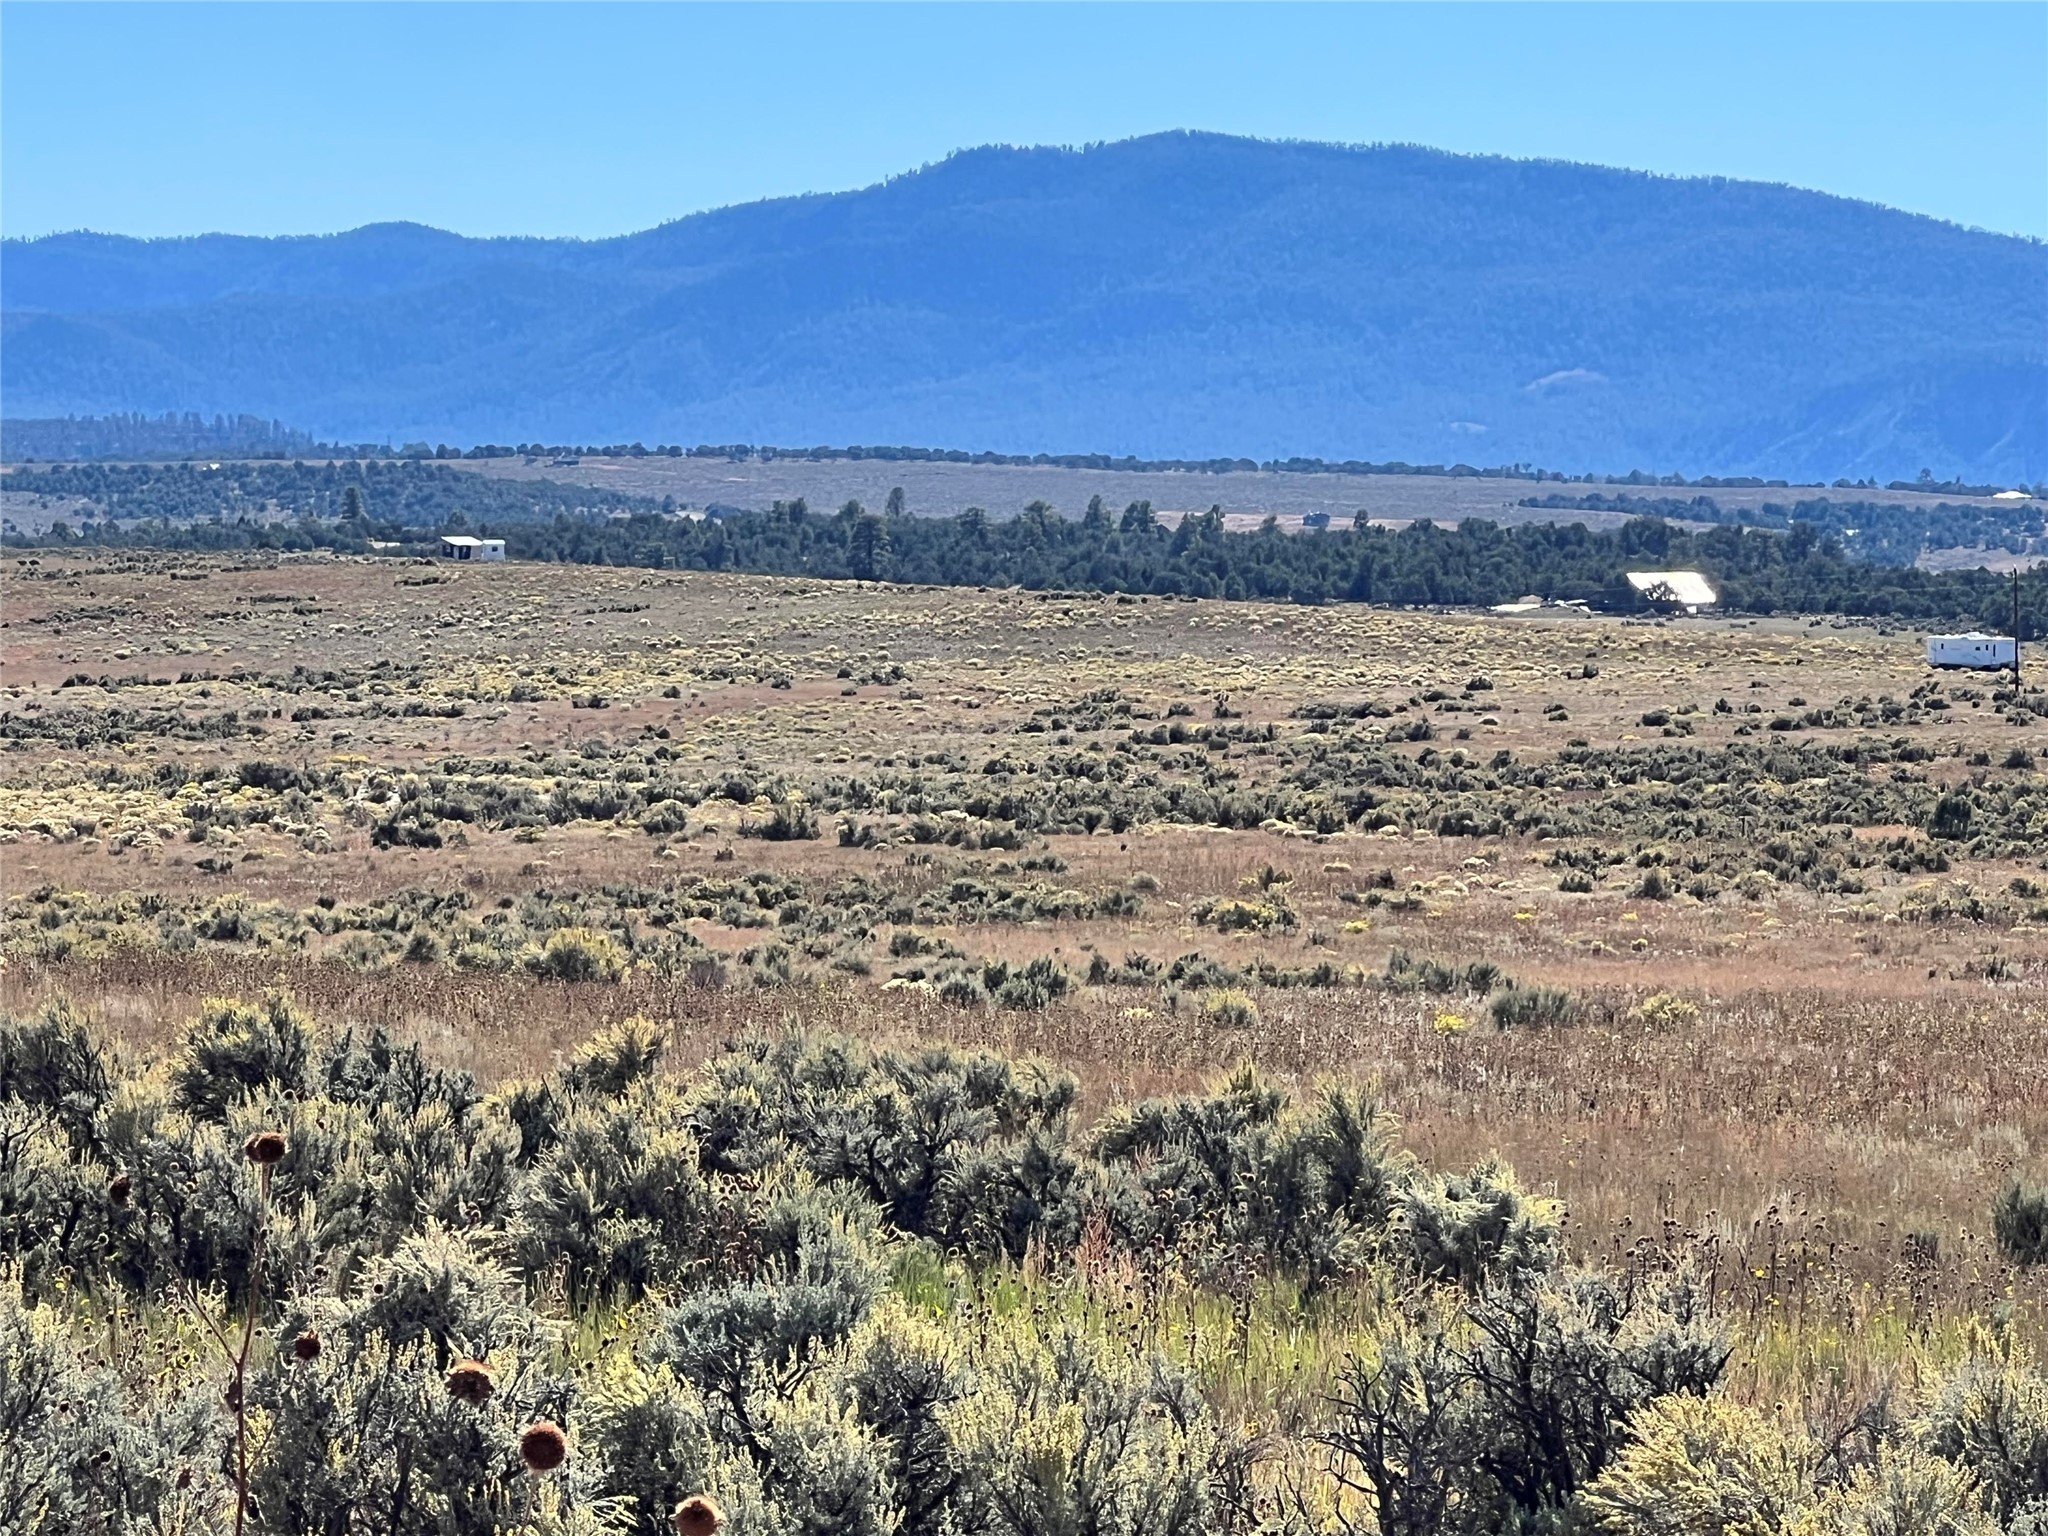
top-left (465, 451), bottom-right (2014, 529)
top-left (5, 548), bottom-right (2046, 1412)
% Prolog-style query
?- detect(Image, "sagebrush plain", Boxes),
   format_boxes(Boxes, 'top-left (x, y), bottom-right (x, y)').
top-left (5, 549), bottom-right (2047, 1532)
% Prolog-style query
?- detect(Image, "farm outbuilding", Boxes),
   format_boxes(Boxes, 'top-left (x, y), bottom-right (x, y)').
top-left (1925, 633), bottom-right (2017, 670)
top-left (439, 535), bottom-right (505, 562)
top-left (1625, 570), bottom-right (1718, 613)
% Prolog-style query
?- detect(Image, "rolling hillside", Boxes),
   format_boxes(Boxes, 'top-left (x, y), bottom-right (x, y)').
top-left (5, 132), bottom-right (2043, 481)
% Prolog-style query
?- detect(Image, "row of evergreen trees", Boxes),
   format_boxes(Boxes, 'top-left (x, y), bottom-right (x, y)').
top-left (13, 489), bottom-right (2036, 631)
top-left (509, 496), bottom-right (2039, 630)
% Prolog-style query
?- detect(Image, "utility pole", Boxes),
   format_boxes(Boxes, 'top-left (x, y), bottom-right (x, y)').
top-left (2015, 567), bottom-right (2024, 685)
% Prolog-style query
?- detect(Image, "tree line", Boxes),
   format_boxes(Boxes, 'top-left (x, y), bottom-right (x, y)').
top-left (14, 487), bottom-right (2038, 633)
top-left (2, 459), bottom-right (653, 525)
top-left (0, 413), bottom-right (324, 462)
top-left (1520, 492), bottom-right (2047, 567)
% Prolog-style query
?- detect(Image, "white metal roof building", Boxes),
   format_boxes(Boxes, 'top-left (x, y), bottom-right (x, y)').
top-left (1626, 570), bottom-right (1718, 612)
top-left (439, 535), bottom-right (506, 562)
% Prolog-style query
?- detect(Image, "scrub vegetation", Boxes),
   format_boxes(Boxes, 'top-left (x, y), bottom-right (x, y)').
top-left (4, 551), bottom-right (2046, 1533)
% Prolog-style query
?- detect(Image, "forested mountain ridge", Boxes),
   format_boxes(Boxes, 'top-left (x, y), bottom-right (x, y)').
top-left (6, 132), bottom-right (2043, 481)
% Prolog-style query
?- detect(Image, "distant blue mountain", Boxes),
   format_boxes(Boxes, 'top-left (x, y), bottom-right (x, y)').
top-left (5, 132), bottom-right (2043, 481)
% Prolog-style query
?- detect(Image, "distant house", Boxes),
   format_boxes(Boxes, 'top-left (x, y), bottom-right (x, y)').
top-left (1626, 570), bottom-right (1718, 613)
top-left (439, 535), bottom-right (505, 562)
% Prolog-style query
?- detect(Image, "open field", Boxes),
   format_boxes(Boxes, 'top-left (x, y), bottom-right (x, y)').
top-left (467, 452), bottom-right (2027, 529)
top-left (15, 448), bottom-right (1996, 539)
top-left (6, 549), bottom-right (2048, 1529)
top-left (7, 552), bottom-right (2046, 1264)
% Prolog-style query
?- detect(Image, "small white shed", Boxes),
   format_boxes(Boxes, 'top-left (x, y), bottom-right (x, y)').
top-left (439, 535), bottom-right (506, 562)
top-left (1925, 633), bottom-right (2017, 669)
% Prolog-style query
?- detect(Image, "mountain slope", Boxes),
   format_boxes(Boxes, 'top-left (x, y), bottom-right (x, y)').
top-left (5, 132), bottom-right (2043, 480)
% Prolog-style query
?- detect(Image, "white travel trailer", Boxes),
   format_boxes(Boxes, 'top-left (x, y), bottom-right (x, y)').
top-left (1925, 633), bottom-right (2017, 670)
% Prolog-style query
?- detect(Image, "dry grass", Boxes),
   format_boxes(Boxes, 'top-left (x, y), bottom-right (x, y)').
top-left (4, 550), bottom-right (2045, 1402)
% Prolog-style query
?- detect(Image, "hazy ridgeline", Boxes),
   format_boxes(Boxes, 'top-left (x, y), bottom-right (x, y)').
top-left (6, 134), bottom-right (2042, 481)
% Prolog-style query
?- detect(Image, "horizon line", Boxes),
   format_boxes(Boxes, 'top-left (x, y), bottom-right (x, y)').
top-left (6, 129), bottom-right (2042, 247)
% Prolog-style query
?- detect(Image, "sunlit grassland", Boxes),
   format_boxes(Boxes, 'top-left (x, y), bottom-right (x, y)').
top-left (4, 550), bottom-right (2045, 1427)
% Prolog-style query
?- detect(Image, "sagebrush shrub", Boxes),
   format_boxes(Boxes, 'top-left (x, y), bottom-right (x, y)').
top-left (510, 1081), bottom-right (715, 1302)
top-left (834, 1300), bottom-right (975, 1535)
top-left (345, 1225), bottom-right (538, 1368)
top-left (1094, 1065), bottom-right (1412, 1291)
top-left (1397, 1156), bottom-right (1561, 1288)
top-left (527, 926), bottom-right (630, 983)
top-left (564, 1015), bottom-right (668, 1096)
top-left (1580, 1395), bottom-right (1813, 1533)
top-left (0, 1278), bottom-right (225, 1533)
top-left (253, 1227), bottom-right (592, 1534)
top-left (1489, 984), bottom-right (1578, 1030)
top-left (654, 1179), bottom-right (887, 1424)
top-left (684, 1033), bottom-right (1084, 1258)
top-left (1919, 1352), bottom-right (2048, 1523)
top-left (1319, 1264), bottom-right (1729, 1535)
top-left (0, 998), bottom-right (111, 1149)
top-left (1806, 1442), bottom-right (1998, 1535)
top-left (170, 990), bottom-right (314, 1120)
top-left (945, 1314), bottom-right (1242, 1536)
top-left (584, 1356), bottom-right (722, 1536)
top-left (1200, 988), bottom-right (1260, 1029)
top-left (1632, 991), bottom-right (1703, 1030)
top-left (1994, 1179), bottom-right (2048, 1267)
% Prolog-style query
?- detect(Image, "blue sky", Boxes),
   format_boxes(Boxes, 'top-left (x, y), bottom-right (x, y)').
top-left (4, 2), bottom-right (2044, 241)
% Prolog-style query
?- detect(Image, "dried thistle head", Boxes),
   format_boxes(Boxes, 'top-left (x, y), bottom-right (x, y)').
top-left (243, 1131), bottom-right (289, 1166)
top-left (108, 1173), bottom-right (132, 1206)
top-left (446, 1359), bottom-right (495, 1405)
top-left (292, 1330), bottom-right (321, 1361)
top-left (519, 1421), bottom-right (568, 1473)
top-left (673, 1495), bottom-right (726, 1535)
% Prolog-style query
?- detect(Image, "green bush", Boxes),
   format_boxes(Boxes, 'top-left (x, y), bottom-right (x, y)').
top-left (1318, 1265), bottom-right (1729, 1536)
top-left (1094, 1066), bottom-right (1412, 1291)
top-left (256, 1239), bottom-right (590, 1536)
top-left (1397, 1157), bottom-right (1562, 1289)
top-left (654, 1181), bottom-right (887, 1422)
top-left (0, 1280), bottom-right (225, 1533)
top-left (510, 1084), bottom-right (714, 1303)
top-left (525, 926), bottom-right (629, 983)
top-left (0, 998), bottom-right (111, 1149)
top-left (170, 990), bottom-right (314, 1120)
top-left (1920, 1353), bottom-right (2048, 1523)
top-left (741, 799), bottom-right (822, 841)
top-left (1580, 1395), bottom-right (1813, 1535)
top-left (563, 1015), bottom-right (668, 1097)
top-left (1809, 1442), bottom-right (1999, 1535)
top-left (1200, 988), bottom-right (1261, 1029)
top-left (639, 798), bottom-right (691, 836)
top-left (1994, 1179), bottom-right (2048, 1267)
top-left (947, 1315), bottom-right (1243, 1536)
top-left (1489, 985), bottom-right (1578, 1030)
